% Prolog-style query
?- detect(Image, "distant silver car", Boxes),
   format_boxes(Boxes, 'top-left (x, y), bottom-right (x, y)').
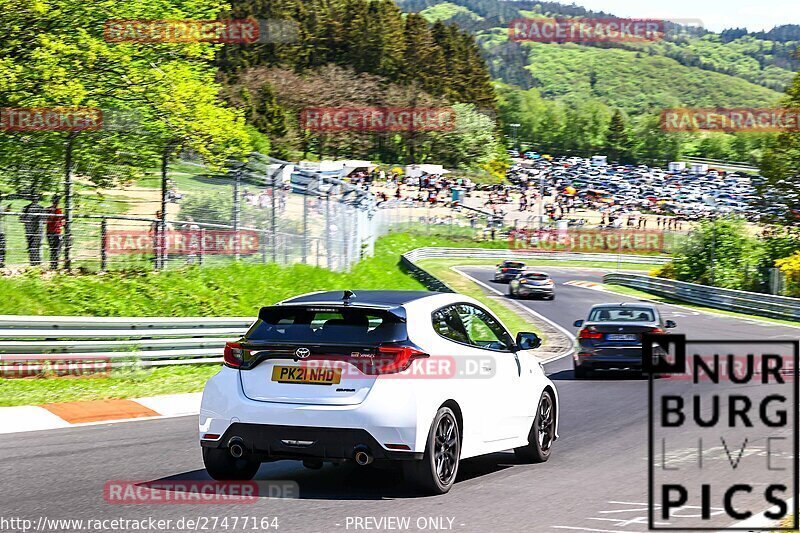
top-left (509, 272), bottom-right (555, 300)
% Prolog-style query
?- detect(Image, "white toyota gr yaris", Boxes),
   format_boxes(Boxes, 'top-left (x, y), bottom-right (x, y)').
top-left (200, 290), bottom-right (559, 494)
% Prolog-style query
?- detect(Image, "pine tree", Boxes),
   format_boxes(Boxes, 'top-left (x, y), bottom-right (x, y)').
top-left (605, 109), bottom-right (631, 163)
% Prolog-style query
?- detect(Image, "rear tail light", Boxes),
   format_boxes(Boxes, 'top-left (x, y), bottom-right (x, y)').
top-left (502, 268), bottom-right (509, 272)
top-left (367, 344), bottom-right (429, 375)
top-left (223, 342), bottom-right (245, 368)
top-left (650, 327), bottom-right (666, 334)
top-left (579, 327), bottom-right (603, 340)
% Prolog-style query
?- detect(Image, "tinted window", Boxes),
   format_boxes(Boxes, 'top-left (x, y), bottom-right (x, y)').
top-left (455, 305), bottom-right (514, 351)
top-left (523, 273), bottom-right (549, 280)
top-left (432, 307), bottom-right (471, 345)
top-left (433, 304), bottom-right (513, 351)
top-left (503, 262), bottom-right (525, 269)
top-left (589, 307), bottom-right (656, 322)
top-left (246, 306), bottom-right (406, 344)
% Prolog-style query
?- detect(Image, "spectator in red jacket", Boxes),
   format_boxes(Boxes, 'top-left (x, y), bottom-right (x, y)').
top-left (45, 196), bottom-right (64, 270)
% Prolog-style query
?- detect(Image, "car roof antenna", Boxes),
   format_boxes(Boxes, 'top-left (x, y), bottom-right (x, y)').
top-left (342, 290), bottom-right (356, 306)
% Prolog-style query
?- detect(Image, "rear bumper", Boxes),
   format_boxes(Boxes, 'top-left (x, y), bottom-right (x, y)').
top-left (575, 346), bottom-right (643, 369)
top-left (517, 287), bottom-right (554, 297)
top-left (201, 423), bottom-right (422, 461)
top-left (200, 367), bottom-right (424, 455)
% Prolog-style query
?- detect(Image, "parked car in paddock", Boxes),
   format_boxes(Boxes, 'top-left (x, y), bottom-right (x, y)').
top-left (200, 290), bottom-right (559, 495)
top-left (494, 260), bottom-right (527, 283)
top-left (572, 302), bottom-right (676, 379)
top-left (509, 272), bottom-right (555, 300)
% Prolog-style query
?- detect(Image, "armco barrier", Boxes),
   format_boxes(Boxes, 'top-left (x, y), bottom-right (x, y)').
top-left (603, 273), bottom-right (800, 322)
top-left (400, 247), bottom-right (668, 291)
top-left (402, 247), bottom-right (670, 266)
top-left (0, 315), bottom-right (252, 368)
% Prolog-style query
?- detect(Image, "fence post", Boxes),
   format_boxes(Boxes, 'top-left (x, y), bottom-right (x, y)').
top-left (302, 190), bottom-right (308, 264)
top-left (325, 193), bottom-right (332, 269)
top-left (261, 228), bottom-right (267, 264)
top-left (270, 169), bottom-right (278, 263)
top-left (100, 218), bottom-right (107, 271)
top-left (199, 228), bottom-right (205, 265)
top-left (63, 132), bottom-right (77, 270)
top-left (233, 167), bottom-right (241, 262)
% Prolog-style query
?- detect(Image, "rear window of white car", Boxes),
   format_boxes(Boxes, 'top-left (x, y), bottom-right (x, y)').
top-left (245, 306), bottom-right (407, 344)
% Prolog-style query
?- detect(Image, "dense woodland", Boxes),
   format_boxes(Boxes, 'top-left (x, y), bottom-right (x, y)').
top-left (398, 0), bottom-right (800, 165)
top-left (216, 0), bottom-right (504, 167)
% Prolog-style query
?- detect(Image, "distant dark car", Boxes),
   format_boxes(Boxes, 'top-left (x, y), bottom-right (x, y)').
top-left (494, 261), bottom-right (526, 283)
top-left (509, 272), bottom-right (555, 300)
top-left (572, 303), bottom-right (676, 379)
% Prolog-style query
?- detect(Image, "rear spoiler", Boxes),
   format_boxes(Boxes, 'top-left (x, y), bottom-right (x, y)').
top-left (257, 305), bottom-right (407, 322)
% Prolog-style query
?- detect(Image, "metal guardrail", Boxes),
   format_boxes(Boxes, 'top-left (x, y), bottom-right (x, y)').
top-left (0, 316), bottom-right (252, 369)
top-left (603, 273), bottom-right (800, 322)
top-left (400, 247), bottom-right (668, 291)
top-left (402, 247), bottom-right (671, 266)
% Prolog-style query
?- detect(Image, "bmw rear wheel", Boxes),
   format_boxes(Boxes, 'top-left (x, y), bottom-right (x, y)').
top-left (405, 407), bottom-right (461, 495)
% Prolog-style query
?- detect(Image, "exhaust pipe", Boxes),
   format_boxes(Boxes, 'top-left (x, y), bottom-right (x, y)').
top-left (353, 446), bottom-right (374, 466)
top-left (228, 437), bottom-right (246, 459)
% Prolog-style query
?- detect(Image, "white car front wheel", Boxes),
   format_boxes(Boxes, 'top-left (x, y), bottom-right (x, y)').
top-left (514, 390), bottom-right (555, 463)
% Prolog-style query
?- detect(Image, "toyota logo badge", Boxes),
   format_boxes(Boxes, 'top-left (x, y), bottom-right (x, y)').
top-left (295, 347), bottom-right (311, 359)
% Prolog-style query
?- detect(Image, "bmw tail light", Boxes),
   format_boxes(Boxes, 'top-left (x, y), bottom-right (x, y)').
top-left (578, 327), bottom-right (603, 340)
top-left (224, 342), bottom-right (245, 368)
top-left (369, 344), bottom-right (429, 375)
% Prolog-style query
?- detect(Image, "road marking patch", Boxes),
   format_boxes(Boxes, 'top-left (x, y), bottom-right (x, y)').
top-left (0, 393), bottom-right (202, 434)
top-left (564, 280), bottom-right (602, 289)
top-left (42, 399), bottom-right (160, 424)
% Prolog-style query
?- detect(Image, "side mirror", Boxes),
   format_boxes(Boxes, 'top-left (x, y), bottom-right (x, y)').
top-left (516, 332), bottom-right (542, 351)
top-left (573, 319), bottom-right (584, 328)
top-left (665, 320), bottom-right (677, 329)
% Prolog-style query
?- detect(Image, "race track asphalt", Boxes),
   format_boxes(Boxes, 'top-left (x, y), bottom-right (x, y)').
top-left (1, 266), bottom-right (797, 532)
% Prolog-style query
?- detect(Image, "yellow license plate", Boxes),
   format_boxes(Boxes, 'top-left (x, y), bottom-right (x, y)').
top-left (271, 365), bottom-right (342, 385)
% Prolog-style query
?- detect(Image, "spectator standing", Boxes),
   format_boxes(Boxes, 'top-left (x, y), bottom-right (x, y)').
top-left (45, 196), bottom-right (64, 270)
top-left (20, 196), bottom-right (46, 266)
top-left (182, 216), bottom-right (201, 264)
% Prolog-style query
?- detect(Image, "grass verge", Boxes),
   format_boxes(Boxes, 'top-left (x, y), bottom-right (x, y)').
top-left (0, 232), bottom-right (505, 317)
top-left (0, 232), bottom-right (507, 406)
top-left (0, 364), bottom-right (220, 407)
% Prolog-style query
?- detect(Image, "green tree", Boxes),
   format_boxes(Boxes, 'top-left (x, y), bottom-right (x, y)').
top-left (605, 109), bottom-right (632, 163)
top-left (672, 217), bottom-right (763, 289)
